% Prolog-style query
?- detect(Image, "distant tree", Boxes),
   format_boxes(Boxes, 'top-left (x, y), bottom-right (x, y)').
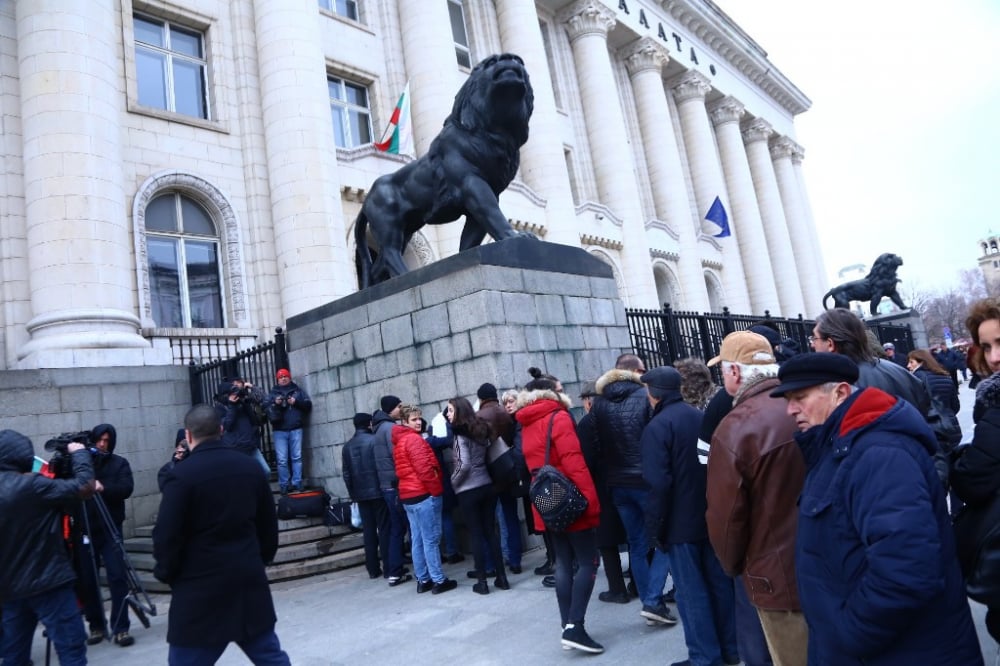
top-left (915, 268), bottom-right (988, 344)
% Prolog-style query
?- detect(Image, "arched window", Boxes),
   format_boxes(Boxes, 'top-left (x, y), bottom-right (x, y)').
top-left (145, 193), bottom-right (224, 328)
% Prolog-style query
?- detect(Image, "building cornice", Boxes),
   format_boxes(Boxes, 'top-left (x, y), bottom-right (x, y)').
top-left (580, 233), bottom-right (623, 250)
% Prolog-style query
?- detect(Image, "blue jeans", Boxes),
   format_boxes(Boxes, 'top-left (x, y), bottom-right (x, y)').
top-left (485, 492), bottom-right (523, 570)
top-left (78, 527), bottom-right (130, 635)
top-left (168, 628), bottom-right (290, 665)
top-left (402, 495), bottom-right (445, 584)
top-left (734, 575), bottom-right (773, 666)
top-left (382, 489), bottom-right (408, 577)
top-left (252, 448), bottom-right (271, 476)
top-left (669, 541), bottom-right (739, 666)
top-left (611, 485), bottom-right (670, 607)
top-left (272, 429), bottom-right (302, 490)
top-left (1, 583), bottom-right (87, 666)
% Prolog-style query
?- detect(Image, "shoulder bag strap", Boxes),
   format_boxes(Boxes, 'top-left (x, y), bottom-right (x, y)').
top-left (544, 412), bottom-right (557, 465)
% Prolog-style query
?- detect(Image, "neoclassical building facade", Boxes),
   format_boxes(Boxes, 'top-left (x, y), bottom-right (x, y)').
top-left (0, 0), bottom-right (827, 370)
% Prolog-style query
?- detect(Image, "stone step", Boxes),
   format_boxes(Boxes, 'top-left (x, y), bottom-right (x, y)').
top-left (134, 514), bottom-right (333, 537)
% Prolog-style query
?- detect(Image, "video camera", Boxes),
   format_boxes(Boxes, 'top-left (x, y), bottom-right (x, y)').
top-left (43, 431), bottom-right (95, 479)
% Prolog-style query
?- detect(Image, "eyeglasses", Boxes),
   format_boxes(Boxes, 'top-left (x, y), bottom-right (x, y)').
top-left (808, 335), bottom-right (823, 343)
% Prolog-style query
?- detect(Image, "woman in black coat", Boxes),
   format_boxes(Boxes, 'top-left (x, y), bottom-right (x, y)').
top-left (907, 348), bottom-right (960, 413)
top-left (951, 298), bottom-right (1000, 642)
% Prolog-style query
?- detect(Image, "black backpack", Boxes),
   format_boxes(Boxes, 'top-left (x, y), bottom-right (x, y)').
top-left (528, 413), bottom-right (588, 532)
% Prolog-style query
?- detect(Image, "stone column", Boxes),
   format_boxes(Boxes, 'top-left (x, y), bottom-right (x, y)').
top-left (494, 0), bottom-right (578, 246)
top-left (708, 98), bottom-right (781, 315)
top-left (623, 38), bottom-right (709, 312)
top-left (671, 71), bottom-right (752, 313)
top-left (771, 136), bottom-right (824, 314)
top-left (558, 0), bottom-right (658, 307)
top-left (787, 141), bottom-right (828, 314)
top-left (741, 118), bottom-right (806, 317)
top-left (396, 1), bottom-right (464, 256)
top-left (16, 1), bottom-right (153, 367)
top-left (254, 0), bottom-right (351, 317)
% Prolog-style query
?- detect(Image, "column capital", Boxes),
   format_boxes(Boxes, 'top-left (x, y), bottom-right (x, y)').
top-left (769, 135), bottom-right (805, 162)
top-left (670, 70), bottom-right (711, 103)
top-left (622, 37), bottom-right (669, 77)
top-left (708, 96), bottom-right (745, 127)
top-left (741, 117), bottom-right (773, 144)
top-left (559, 0), bottom-right (616, 43)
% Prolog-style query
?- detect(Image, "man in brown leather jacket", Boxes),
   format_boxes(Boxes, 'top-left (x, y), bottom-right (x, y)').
top-left (706, 331), bottom-right (808, 666)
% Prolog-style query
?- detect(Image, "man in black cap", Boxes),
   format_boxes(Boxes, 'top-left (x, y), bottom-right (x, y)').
top-left (639, 367), bottom-right (735, 664)
top-left (370, 395), bottom-right (411, 586)
top-left (342, 412), bottom-right (389, 580)
top-left (770, 354), bottom-right (981, 665)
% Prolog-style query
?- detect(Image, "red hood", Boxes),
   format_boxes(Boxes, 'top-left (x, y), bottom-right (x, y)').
top-left (839, 388), bottom-right (897, 437)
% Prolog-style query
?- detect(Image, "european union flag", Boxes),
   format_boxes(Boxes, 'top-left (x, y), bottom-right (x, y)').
top-left (705, 196), bottom-right (730, 238)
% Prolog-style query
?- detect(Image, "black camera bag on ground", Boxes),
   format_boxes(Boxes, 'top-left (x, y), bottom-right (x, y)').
top-left (277, 489), bottom-right (329, 520)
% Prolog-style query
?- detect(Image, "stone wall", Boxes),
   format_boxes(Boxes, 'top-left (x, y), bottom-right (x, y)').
top-left (0, 366), bottom-right (191, 536)
top-left (284, 238), bottom-right (632, 495)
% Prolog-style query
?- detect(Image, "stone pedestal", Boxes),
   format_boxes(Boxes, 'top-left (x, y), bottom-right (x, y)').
top-left (283, 237), bottom-right (631, 493)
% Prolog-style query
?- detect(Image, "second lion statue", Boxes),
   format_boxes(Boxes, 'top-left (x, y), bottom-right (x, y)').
top-left (355, 53), bottom-right (536, 288)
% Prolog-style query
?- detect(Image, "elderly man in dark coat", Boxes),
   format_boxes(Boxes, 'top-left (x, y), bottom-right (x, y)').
top-left (772, 354), bottom-right (982, 666)
top-left (153, 405), bottom-right (290, 665)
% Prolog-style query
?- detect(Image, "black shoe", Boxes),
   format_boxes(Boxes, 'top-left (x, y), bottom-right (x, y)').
top-left (640, 603), bottom-right (678, 626)
top-left (444, 553), bottom-right (466, 564)
top-left (663, 586), bottom-right (676, 604)
top-left (279, 487), bottom-right (289, 496)
top-left (368, 571), bottom-right (382, 579)
top-left (542, 575), bottom-right (556, 588)
top-left (722, 655), bottom-right (741, 666)
top-left (494, 575), bottom-right (510, 590)
top-left (509, 564), bottom-right (522, 574)
top-left (387, 573), bottom-right (412, 587)
top-left (416, 579), bottom-right (434, 594)
top-left (598, 590), bottom-right (630, 604)
top-left (534, 561), bottom-right (555, 576)
top-left (467, 569), bottom-right (496, 579)
top-left (432, 578), bottom-right (458, 594)
top-left (561, 624), bottom-right (604, 654)
top-left (113, 631), bottom-right (135, 647)
top-left (86, 628), bottom-right (104, 646)
top-left (473, 581), bottom-right (490, 595)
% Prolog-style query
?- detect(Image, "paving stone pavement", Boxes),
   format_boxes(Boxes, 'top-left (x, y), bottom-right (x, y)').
top-left (29, 382), bottom-right (996, 664)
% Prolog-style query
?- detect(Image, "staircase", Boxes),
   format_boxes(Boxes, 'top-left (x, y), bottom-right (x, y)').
top-left (123, 494), bottom-right (366, 593)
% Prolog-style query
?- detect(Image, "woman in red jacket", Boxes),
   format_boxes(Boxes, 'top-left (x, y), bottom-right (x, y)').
top-left (516, 375), bottom-right (603, 654)
top-left (391, 424), bottom-right (457, 595)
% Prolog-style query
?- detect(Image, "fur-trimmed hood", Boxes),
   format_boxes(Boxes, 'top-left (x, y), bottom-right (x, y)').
top-left (515, 388), bottom-right (572, 412)
top-left (596, 368), bottom-right (643, 396)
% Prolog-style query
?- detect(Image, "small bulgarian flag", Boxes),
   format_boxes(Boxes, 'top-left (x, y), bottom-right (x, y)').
top-left (375, 82), bottom-right (414, 157)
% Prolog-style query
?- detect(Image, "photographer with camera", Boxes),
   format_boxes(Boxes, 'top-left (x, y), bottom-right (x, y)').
top-left (75, 424), bottom-right (136, 649)
top-left (0, 429), bottom-right (94, 665)
top-left (265, 369), bottom-right (312, 494)
top-left (215, 379), bottom-right (269, 475)
top-left (158, 429), bottom-right (189, 492)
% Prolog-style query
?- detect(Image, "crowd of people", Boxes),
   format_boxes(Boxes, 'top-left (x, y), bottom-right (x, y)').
top-left (5, 297), bottom-right (1000, 663)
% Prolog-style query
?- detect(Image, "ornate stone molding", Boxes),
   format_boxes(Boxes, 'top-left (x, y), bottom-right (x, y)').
top-left (506, 179), bottom-right (548, 208)
top-left (650, 248), bottom-right (680, 261)
top-left (575, 201), bottom-right (623, 227)
top-left (741, 117), bottom-right (774, 144)
top-left (646, 218), bottom-right (680, 240)
top-left (670, 70), bottom-right (712, 103)
top-left (769, 135), bottom-right (802, 161)
top-left (790, 144), bottom-right (806, 165)
top-left (622, 37), bottom-right (669, 77)
top-left (407, 231), bottom-right (435, 266)
top-left (341, 185), bottom-right (367, 202)
top-left (510, 218), bottom-right (547, 238)
top-left (132, 170), bottom-right (250, 329)
top-left (335, 143), bottom-right (412, 165)
top-left (708, 96), bottom-right (745, 127)
top-left (701, 258), bottom-right (724, 270)
top-left (580, 233), bottom-right (623, 250)
top-left (559, 0), bottom-right (616, 43)
top-left (696, 232), bottom-right (723, 251)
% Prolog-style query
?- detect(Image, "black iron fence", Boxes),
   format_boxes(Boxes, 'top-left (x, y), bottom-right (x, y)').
top-left (188, 328), bottom-right (289, 467)
top-left (626, 305), bottom-right (915, 369)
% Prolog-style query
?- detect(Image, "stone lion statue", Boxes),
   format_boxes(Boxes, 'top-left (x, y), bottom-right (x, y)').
top-left (354, 53), bottom-right (535, 288)
top-left (823, 253), bottom-right (907, 315)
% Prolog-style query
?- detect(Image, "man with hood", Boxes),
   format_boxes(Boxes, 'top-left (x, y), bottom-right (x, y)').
top-left (589, 353), bottom-right (677, 627)
top-left (771, 353), bottom-right (982, 665)
top-left (0, 429), bottom-right (94, 665)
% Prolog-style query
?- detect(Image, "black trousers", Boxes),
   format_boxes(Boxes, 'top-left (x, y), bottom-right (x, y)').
top-left (457, 484), bottom-right (504, 580)
top-left (356, 498), bottom-right (390, 578)
top-left (552, 528), bottom-right (599, 627)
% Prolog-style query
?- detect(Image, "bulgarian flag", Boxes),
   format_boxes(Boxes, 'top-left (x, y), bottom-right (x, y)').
top-left (375, 82), bottom-right (414, 157)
